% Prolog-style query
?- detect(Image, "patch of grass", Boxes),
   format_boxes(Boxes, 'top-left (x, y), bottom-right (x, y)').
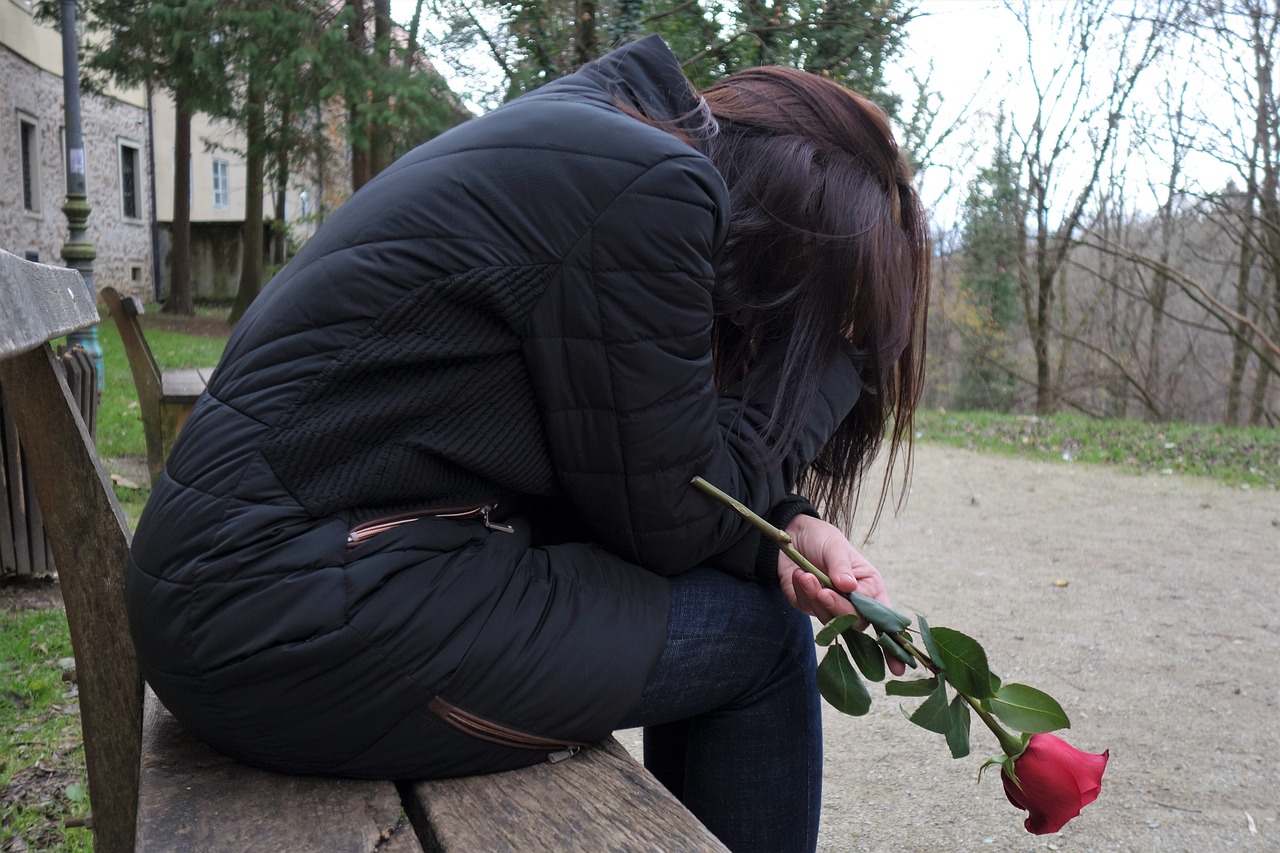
top-left (0, 609), bottom-right (92, 852)
top-left (86, 308), bottom-right (229, 528)
top-left (914, 409), bottom-right (1280, 490)
top-left (94, 314), bottom-right (230, 459)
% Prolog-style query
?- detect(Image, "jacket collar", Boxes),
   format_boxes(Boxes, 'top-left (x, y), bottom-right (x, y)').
top-left (537, 35), bottom-right (704, 130)
top-left (579, 35), bottom-right (701, 123)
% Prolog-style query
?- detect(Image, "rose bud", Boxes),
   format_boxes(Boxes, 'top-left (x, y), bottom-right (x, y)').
top-left (1001, 733), bottom-right (1110, 834)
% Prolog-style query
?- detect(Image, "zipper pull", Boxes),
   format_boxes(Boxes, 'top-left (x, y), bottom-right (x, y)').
top-left (547, 746), bottom-right (580, 764)
top-left (481, 505), bottom-right (515, 534)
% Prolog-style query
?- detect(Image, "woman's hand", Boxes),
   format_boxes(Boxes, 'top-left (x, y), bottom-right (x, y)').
top-left (777, 513), bottom-right (907, 676)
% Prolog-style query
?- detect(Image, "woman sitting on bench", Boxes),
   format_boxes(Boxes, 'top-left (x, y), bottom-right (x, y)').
top-left (126, 34), bottom-right (928, 853)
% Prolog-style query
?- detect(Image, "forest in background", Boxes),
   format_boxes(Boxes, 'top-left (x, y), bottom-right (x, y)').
top-left (424, 0), bottom-right (1280, 428)
top-left (53, 0), bottom-right (1280, 426)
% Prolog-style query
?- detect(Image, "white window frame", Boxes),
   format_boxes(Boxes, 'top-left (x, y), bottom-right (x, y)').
top-left (212, 158), bottom-right (230, 209)
top-left (18, 112), bottom-right (41, 214)
top-left (119, 138), bottom-right (143, 220)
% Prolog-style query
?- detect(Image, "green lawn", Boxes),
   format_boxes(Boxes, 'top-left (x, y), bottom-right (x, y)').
top-left (94, 310), bottom-right (229, 526)
top-left (0, 609), bottom-right (94, 852)
top-left (914, 409), bottom-right (1280, 491)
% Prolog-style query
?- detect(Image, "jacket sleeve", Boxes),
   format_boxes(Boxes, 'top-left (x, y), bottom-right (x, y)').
top-left (523, 152), bottom-right (862, 578)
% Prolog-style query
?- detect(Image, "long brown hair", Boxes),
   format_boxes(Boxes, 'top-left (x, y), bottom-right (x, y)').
top-left (697, 67), bottom-right (931, 529)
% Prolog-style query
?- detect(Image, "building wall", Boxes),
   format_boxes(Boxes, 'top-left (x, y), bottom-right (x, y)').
top-left (3, 1), bottom-right (356, 308)
top-left (1, 44), bottom-right (155, 300)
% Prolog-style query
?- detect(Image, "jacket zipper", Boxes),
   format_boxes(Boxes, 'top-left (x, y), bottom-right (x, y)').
top-left (346, 501), bottom-right (515, 547)
top-left (428, 696), bottom-right (587, 763)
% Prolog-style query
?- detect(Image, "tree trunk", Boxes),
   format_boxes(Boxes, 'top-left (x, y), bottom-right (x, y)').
top-left (406, 0), bottom-right (425, 66)
top-left (271, 105), bottom-right (291, 267)
top-left (576, 0), bottom-right (598, 64)
top-left (230, 80), bottom-right (266, 325)
top-left (1225, 222), bottom-right (1256, 425)
top-left (1146, 145), bottom-right (1182, 417)
top-left (347, 0), bottom-right (372, 192)
top-left (370, 0), bottom-right (394, 176)
top-left (164, 86), bottom-right (194, 315)
top-left (1033, 250), bottom-right (1057, 415)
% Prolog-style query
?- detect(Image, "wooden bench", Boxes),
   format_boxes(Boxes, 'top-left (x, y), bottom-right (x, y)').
top-left (100, 286), bottom-right (214, 483)
top-left (0, 248), bottom-right (728, 853)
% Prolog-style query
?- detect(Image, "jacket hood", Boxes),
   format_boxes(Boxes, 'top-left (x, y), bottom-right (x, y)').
top-left (555, 35), bottom-right (710, 140)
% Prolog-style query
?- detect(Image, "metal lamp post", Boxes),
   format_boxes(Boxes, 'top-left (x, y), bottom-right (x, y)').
top-left (60, 0), bottom-right (103, 391)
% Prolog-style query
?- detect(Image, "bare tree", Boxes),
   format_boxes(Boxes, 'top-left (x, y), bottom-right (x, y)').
top-left (1004, 0), bottom-right (1186, 414)
top-left (1184, 0), bottom-right (1280, 425)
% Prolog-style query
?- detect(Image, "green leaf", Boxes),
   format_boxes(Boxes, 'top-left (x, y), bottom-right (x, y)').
top-left (945, 695), bottom-right (971, 759)
top-left (817, 645), bottom-right (871, 716)
top-left (65, 782), bottom-right (87, 804)
top-left (876, 632), bottom-right (917, 668)
top-left (929, 627), bottom-right (994, 699)
top-left (919, 614), bottom-right (943, 670)
top-left (907, 680), bottom-right (952, 734)
top-left (815, 614), bottom-right (862, 647)
top-left (842, 629), bottom-right (885, 682)
top-left (846, 591), bottom-right (912, 633)
top-left (885, 677), bottom-right (938, 697)
top-left (988, 683), bottom-right (1071, 733)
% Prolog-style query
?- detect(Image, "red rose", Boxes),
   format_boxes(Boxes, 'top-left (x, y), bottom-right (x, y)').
top-left (1001, 733), bottom-right (1109, 834)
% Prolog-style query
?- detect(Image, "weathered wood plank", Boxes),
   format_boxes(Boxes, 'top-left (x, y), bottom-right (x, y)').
top-left (137, 689), bottom-right (423, 853)
top-left (101, 287), bottom-right (211, 483)
top-left (402, 737), bottom-right (730, 853)
top-left (0, 344), bottom-right (141, 853)
top-left (159, 368), bottom-right (207, 402)
top-left (101, 287), bottom-right (169, 483)
top-left (0, 399), bottom-right (25, 576)
top-left (0, 250), bottom-right (98, 358)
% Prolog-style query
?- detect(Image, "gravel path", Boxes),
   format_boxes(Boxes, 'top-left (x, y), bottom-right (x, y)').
top-left (623, 443), bottom-right (1280, 852)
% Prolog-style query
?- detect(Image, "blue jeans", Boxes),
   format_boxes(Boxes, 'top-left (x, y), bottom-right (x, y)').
top-left (618, 568), bottom-right (822, 853)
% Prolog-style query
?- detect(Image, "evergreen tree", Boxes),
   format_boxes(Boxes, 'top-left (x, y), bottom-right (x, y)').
top-left (49, 0), bottom-right (232, 315)
top-left (430, 0), bottom-right (916, 118)
top-left (220, 0), bottom-right (463, 322)
top-left (956, 121), bottom-right (1023, 412)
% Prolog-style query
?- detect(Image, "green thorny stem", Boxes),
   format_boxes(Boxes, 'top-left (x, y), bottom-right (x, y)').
top-left (691, 476), bottom-right (1027, 759)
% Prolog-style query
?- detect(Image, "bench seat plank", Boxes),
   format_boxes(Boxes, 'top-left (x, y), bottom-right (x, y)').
top-left (401, 737), bottom-right (730, 852)
top-left (159, 368), bottom-right (208, 403)
top-left (137, 689), bottom-right (423, 853)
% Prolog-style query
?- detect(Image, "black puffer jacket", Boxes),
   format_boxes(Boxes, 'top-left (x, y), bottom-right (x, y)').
top-left (126, 36), bottom-right (862, 779)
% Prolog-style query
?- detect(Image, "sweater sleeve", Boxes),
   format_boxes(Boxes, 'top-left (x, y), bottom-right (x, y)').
top-left (523, 152), bottom-right (861, 578)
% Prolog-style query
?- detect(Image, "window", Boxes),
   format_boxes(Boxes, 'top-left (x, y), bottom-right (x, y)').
top-left (212, 158), bottom-right (230, 209)
top-left (119, 140), bottom-right (142, 219)
top-left (19, 116), bottom-right (40, 213)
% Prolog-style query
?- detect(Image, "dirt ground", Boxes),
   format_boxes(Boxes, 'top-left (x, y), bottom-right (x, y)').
top-left (628, 443), bottom-right (1279, 851)
top-left (811, 443), bottom-right (1278, 852)
top-left (7, 442), bottom-right (1278, 851)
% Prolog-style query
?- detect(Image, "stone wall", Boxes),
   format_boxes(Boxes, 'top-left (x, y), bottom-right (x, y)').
top-left (1, 46), bottom-right (154, 302)
top-left (155, 220), bottom-right (272, 303)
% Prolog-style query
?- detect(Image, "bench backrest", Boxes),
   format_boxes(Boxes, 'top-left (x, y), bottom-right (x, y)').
top-left (100, 286), bottom-right (166, 483)
top-left (0, 249), bottom-right (141, 852)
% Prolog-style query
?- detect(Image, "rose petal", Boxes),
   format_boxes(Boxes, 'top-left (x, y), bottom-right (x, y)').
top-left (1003, 735), bottom-right (1109, 835)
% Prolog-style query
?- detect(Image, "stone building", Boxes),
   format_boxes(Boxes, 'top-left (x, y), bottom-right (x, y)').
top-left (2, 0), bottom-right (154, 299)
top-left (1, 0), bottom-right (322, 305)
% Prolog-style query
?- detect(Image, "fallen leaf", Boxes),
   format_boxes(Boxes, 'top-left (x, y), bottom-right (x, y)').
top-left (110, 474), bottom-right (141, 490)
top-left (1052, 579), bottom-right (1069, 587)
